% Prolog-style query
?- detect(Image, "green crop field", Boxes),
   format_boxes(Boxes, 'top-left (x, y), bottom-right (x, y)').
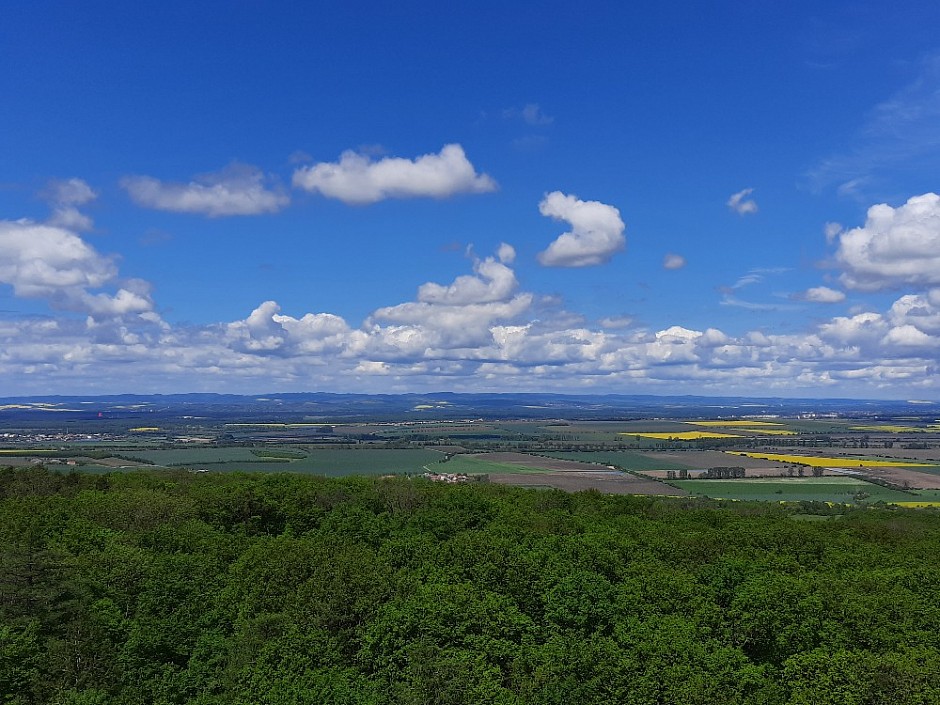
top-left (281, 449), bottom-right (445, 475)
top-left (124, 447), bottom-right (266, 465)
top-left (122, 447), bottom-right (446, 476)
top-left (539, 450), bottom-right (693, 471)
top-left (671, 476), bottom-right (929, 504)
top-left (436, 455), bottom-right (550, 475)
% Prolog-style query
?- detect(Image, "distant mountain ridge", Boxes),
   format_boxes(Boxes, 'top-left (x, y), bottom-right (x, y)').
top-left (0, 392), bottom-right (933, 421)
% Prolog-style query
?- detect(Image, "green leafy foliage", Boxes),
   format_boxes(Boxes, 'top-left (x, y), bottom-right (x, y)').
top-left (3, 467), bottom-right (940, 703)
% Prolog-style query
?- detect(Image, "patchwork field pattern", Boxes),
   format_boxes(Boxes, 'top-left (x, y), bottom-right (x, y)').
top-left (729, 451), bottom-right (936, 468)
top-left (443, 452), bottom-right (684, 495)
top-left (626, 431), bottom-right (741, 440)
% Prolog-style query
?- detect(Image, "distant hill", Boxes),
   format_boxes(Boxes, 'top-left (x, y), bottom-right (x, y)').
top-left (0, 391), bottom-right (933, 422)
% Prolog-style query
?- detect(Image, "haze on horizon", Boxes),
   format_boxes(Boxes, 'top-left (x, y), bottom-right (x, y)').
top-left (2, 2), bottom-right (940, 400)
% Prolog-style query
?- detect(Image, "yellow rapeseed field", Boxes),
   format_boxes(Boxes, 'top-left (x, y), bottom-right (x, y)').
top-left (0, 449), bottom-right (58, 454)
top-left (728, 451), bottom-right (933, 467)
top-left (626, 431), bottom-right (741, 440)
top-left (129, 427), bottom-right (161, 432)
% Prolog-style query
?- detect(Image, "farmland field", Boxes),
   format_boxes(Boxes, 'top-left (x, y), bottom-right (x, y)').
top-left (729, 451), bottom-right (937, 468)
top-left (487, 472), bottom-right (684, 495)
top-left (641, 450), bottom-right (792, 471)
top-left (280, 449), bottom-right (445, 475)
top-left (691, 420), bottom-right (785, 427)
top-left (126, 447), bottom-right (270, 465)
top-left (850, 425), bottom-right (921, 432)
top-left (728, 428), bottom-right (797, 435)
top-left (539, 450), bottom-right (694, 471)
top-left (0, 448), bottom-right (64, 455)
top-left (841, 447), bottom-right (940, 462)
top-left (127, 447), bottom-right (445, 476)
top-left (671, 476), bottom-right (940, 503)
top-left (837, 465), bottom-right (940, 490)
top-left (436, 451), bottom-right (683, 494)
top-left (5, 395), bottom-right (940, 501)
top-left (547, 420), bottom-right (696, 441)
top-left (433, 454), bottom-right (548, 475)
top-left (687, 422), bottom-right (797, 435)
top-left (466, 452), bottom-right (610, 471)
top-left (627, 431), bottom-right (740, 440)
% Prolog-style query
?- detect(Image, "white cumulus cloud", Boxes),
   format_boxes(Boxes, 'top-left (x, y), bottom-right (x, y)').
top-left (888, 293), bottom-right (940, 335)
top-left (663, 253), bottom-right (686, 270)
top-left (818, 312), bottom-right (887, 346)
top-left (824, 221), bottom-right (843, 244)
top-left (727, 188), bottom-right (758, 215)
top-left (291, 144), bottom-right (497, 205)
top-left (44, 177), bottom-right (97, 231)
top-left (225, 301), bottom-right (357, 356)
top-left (369, 246), bottom-right (533, 353)
top-left (835, 193), bottom-right (940, 291)
top-left (882, 324), bottom-right (936, 348)
top-left (81, 284), bottom-right (154, 317)
top-left (6, 282), bottom-right (940, 396)
top-left (496, 242), bottom-right (516, 265)
top-left (48, 207), bottom-right (94, 232)
top-left (0, 220), bottom-right (116, 298)
top-left (417, 251), bottom-right (518, 306)
top-left (0, 219), bottom-right (154, 318)
top-left (598, 315), bottom-right (634, 329)
top-left (46, 178), bottom-right (97, 206)
top-left (799, 286), bottom-right (846, 303)
top-left (8, 197), bottom-right (940, 397)
top-left (536, 191), bottom-right (625, 267)
top-left (122, 164), bottom-right (289, 217)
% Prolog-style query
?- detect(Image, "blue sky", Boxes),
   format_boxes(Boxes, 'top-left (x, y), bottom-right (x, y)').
top-left (2, 1), bottom-right (940, 398)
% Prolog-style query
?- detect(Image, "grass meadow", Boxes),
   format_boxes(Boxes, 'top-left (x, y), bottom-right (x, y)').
top-left (672, 476), bottom-right (940, 504)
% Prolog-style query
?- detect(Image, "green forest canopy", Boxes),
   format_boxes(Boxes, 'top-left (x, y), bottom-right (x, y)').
top-left (2, 466), bottom-right (940, 704)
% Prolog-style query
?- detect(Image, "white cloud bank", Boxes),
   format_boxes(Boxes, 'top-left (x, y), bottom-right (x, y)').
top-left (537, 192), bottom-right (626, 267)
top-left (9, 278), bottom-right (939, 397)
top-left (5, 192), bottom-right (940, 397)
top-left (122, 164), bottom-right (289, 217)
top-left (292, 144), bottom-right (497, 205)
